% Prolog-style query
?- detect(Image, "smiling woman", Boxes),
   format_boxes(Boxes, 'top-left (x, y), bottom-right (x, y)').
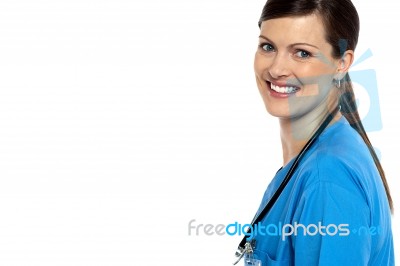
top-left (255, 14), bottom-right (344, 130)
top-left (233, 0), bottom-right (394, 265)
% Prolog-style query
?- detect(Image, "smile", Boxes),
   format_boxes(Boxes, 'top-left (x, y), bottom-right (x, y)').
top-left (270, 83), bottom-right (300, 94)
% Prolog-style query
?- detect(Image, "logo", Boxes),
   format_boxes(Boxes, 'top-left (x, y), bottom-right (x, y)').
top-left (188, 219), bottom-right (381, 241)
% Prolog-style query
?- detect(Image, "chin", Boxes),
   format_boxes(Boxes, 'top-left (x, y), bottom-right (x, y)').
top-left (265, 106), bottom-right (291, 118)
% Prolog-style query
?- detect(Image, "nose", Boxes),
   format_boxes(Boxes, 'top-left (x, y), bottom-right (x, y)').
top-left (268, 53), bottom-right (290, 79)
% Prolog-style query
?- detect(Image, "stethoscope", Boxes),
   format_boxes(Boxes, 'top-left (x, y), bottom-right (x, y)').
top-left (233, 105), bottom-right (341, 265)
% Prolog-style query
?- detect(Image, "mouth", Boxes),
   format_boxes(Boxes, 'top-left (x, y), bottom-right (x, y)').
top-left (267, 81), bottom-right (301, 96)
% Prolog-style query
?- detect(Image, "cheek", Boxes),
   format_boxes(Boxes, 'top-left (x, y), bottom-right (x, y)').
top-left (254, 74), bottom-right (266, 97)
top-left (254, 51), bottom-right (271, 74)
top-left (253, 53), bottom-right (262, 74)
top-left (299, 83), bottom-right (320, 96)
top-left (296, 64), bottom-right (336, 96)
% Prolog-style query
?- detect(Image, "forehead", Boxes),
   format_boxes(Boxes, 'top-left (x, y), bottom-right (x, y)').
top-left (260, 14), bottom-right (330, 48)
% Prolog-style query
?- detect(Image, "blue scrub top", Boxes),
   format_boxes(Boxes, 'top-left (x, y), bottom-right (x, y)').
top-left (249, 117), bottom-right (394, 265)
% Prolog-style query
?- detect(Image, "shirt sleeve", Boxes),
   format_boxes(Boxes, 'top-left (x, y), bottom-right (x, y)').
top-left (291, 181), bottom-right (372, 266)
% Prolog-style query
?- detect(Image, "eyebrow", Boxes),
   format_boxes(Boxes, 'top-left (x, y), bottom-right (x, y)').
top-left (259, 35), bottom-right (320, 49)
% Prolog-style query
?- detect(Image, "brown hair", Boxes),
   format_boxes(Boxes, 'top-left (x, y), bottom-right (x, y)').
top-left (258, 0), bottom-right (393, 212)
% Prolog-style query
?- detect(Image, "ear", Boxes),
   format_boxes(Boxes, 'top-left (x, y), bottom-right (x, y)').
top-left (335, 50), bottom-right (354, 80)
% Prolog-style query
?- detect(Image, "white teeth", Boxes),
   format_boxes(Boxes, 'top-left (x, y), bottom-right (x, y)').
top-left (270, 83), bottom-right (298, 94)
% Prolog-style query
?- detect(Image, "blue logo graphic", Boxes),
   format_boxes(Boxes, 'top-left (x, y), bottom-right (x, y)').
top-left (349, 49), bottom-right (382, 132)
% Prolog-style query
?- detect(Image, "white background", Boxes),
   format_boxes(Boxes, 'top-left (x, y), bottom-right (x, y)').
top-left (0, 0), bottom-right (398, 265)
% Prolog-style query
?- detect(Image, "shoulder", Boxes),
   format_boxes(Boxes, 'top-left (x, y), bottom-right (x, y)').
top-left (302, 118), bottom-right (374, 178)
top-left (291, 145), bottom-right (372, 223)
top-left (294, 119), bottom-right (377, 202)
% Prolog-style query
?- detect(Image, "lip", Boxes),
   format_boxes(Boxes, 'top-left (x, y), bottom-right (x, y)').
top-left (266, 81), bottom-right (301, 98)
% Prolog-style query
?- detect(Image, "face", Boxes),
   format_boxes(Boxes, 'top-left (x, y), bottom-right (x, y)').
top-left (254, 14), bottom-right (341, 120)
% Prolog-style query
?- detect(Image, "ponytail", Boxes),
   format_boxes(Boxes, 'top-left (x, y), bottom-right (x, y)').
top-left (339, 73), bottom-right (393, 212)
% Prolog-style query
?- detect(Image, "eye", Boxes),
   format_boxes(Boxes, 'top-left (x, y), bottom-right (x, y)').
top-left (259, 43), bottom-right (275, 52)
top-left (295, 50), bottom-right (311, 58)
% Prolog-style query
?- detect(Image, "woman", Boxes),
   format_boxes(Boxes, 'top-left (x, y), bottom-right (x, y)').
top-left (233, 0), bottom-right (394, 265)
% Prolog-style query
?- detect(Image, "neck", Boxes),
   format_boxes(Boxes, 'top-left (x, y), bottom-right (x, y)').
top-left (279, 104), bottom-right (342, 167)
